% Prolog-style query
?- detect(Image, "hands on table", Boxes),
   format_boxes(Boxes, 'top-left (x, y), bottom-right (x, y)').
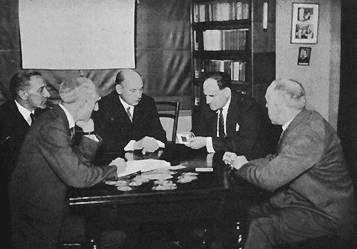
top-left (135, 136), bottom-right (160, 154)
top-left (223, 152), bottom-right (248, 171)
top-left (184, 136), bottom-right (207, 149)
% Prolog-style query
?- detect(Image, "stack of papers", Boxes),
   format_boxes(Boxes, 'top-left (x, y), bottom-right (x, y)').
top-left (110, 158), bottom-right (172, 178)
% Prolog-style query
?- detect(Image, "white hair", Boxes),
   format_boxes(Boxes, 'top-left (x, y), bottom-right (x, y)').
top-left (59, 77), bottom-right (97, 104)
top-left (271, 78), bottom-right (306, 110)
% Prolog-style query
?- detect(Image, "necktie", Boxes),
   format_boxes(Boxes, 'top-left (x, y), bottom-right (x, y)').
top-left (30, 113), bottom-right (35, 125)
top-left (218, 109), bottom-right (225, 138)
top-left (126, 107), bottom-right (133, 122)
top-left (70, 127), bottom-right (76, 142)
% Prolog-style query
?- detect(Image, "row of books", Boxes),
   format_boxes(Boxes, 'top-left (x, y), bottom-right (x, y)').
top-left (194, 59), bottom-right (247, 82)
top-left (201, 28), bottom-right (248, 51)
top-left (193, 1), bottom-right (249, 22)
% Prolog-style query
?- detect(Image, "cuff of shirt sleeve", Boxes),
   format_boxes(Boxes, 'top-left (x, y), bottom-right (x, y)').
top-left (156, 140), bottom-right (165, 148)
top-left (206, 137), bottom-right (215, 153)
top-left (84, 134), bottom-right (99, 142)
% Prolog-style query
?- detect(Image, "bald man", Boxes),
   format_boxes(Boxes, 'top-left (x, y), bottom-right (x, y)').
top-left (93, 69), bottom-right (167, 156)
top-left (10, 77), bottom-right (125, 249)
top-left (224, 78), bottom-right (355, 249)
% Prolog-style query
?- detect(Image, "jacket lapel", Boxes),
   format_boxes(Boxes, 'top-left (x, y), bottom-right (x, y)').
top-left (226, 91), bottom-right (242, 136)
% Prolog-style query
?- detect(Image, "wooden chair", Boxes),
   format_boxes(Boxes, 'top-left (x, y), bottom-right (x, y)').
top-left (155, 101), bottom-right (180, 143)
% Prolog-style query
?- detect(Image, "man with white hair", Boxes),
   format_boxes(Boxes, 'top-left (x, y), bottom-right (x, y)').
top-left (9, 77), bottom-right (126, 249)
top-left (223, 78), bottom-right (355, 249)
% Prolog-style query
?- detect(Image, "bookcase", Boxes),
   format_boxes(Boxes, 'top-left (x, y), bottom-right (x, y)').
top-left (191, 0), bottom-right (276, 125)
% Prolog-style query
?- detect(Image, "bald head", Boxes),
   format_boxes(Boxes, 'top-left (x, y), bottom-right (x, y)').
top-left (115, 69), bottom-right (143, 106)
top-left (268, 78), bottom-right (306, 110)
top-left (265, 78), bottom-right (306, 125)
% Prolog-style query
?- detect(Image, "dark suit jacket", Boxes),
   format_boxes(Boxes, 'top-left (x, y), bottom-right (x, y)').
top-left (0, 100), bottom-right (30, 183)
top-left (93, 91), bottom-right (167, 154)
top-left (192, 90), bottom-right (273, 160)
top-left (237, 109), bottom-right (356, 227)
top-left (10, 105), bottom-right (117, 248)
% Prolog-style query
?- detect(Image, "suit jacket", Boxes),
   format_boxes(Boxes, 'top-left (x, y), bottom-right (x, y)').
top-left (192, 90), bottom-right (273, 160)
top-left (93, 91), bottom-right (167, 154)
top-left (236, 109), bottom-right (356, 227)
top-left (0, 101), bottom-right (31, 182)
top-left (10, 105), bottom-right (117, 248)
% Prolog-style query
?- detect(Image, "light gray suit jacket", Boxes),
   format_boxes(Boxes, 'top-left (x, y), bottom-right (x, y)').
top-left (236, 109), bottom-right (355, 227)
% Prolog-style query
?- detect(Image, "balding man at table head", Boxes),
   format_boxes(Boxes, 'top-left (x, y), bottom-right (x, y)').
top-left (224, 78), bottom-right (355, 249)
top-left (10, 77), bottom-right (125, 249)
top-left (93, 69), bottom-right (167, 156)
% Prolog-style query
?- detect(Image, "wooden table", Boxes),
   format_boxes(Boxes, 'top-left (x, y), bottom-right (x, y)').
top-left (68, 144), bottom-right (262, 227)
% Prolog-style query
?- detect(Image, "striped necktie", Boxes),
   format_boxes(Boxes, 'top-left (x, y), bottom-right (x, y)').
top-left (218, 108), bottom-right (225, 138)
top-left (126, 106), bottom-right (133, 122)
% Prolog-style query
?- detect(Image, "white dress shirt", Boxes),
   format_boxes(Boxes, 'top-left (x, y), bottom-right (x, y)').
top-left (206, 96), bottom-right (231, 153)
top-left (15, 100), bottom-right (34, 126)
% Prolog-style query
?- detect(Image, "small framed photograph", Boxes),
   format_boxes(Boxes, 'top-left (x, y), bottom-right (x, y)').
top-left (297, 47), bottom-right (311, 66)
top-left (291, 3), bottom-right (319, 44)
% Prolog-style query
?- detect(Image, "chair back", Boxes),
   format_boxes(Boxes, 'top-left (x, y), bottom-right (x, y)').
top-left (155, 101), bottom-right (180, 143)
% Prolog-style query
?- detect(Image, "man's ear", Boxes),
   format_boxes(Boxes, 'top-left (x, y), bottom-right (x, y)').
top-left (223, 87), bottom-right (231, 97)
top-left (18, 89), bottom-right (28, 100)
top-left (115, 84), bottom-right (123, 95)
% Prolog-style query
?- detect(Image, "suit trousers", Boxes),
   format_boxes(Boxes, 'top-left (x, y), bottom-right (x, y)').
top-left (243, 201), bottom-right (337, 249)
top-left (11, 199), bottom-right (63, 249)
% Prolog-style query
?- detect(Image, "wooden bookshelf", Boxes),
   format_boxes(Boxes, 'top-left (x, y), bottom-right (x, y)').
top-left (191, 0), bottom-right (276, 124)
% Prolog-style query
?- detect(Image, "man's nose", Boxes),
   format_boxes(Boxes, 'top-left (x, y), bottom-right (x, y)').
top-left (206, 97), bottom-right (211, 104)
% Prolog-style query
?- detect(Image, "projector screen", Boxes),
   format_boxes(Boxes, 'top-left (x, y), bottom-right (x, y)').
top-left (19, 0), bottom-right (135, 69)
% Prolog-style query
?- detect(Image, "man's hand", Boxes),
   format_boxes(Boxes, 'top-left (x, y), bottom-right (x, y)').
top-left (231, 154), bottom-right (248, 171)
top-left (109, 157), bottom-right (126, 176)
top-left (76, 118), bottom-right (94, 132)
top-left (223, 152), bottom-right (238, 166)
top-left (136, 136), bottom-right (159, 154)
top-left (185, 137), bottom-right (207, 149)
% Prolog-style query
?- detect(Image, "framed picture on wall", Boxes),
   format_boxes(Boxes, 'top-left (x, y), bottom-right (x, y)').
top-left (297, 47), bottom-right (311, 66)
top-left (291, 3), bottom-right (319, 44)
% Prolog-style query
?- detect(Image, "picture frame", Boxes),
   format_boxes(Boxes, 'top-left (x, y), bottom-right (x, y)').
top-left (297, 47), bottom-right (311, 66)
top-left (291, 3), bottom-right (319, 44)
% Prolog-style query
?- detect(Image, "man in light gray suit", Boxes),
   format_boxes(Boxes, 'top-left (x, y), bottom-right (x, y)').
top-left (224, 78), bottom-right (355, 249)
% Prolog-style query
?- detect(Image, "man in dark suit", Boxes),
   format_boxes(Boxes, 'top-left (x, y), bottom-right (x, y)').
top-left (186, 71), bottom-right (273, 160)
top-left (9, 77), bottom-right (125, 249)
top-left (93, 69), bottom-right (167, 156)
top-left (224, 78), bottom-right (356, 249)
top-left (0, 70), bottom-right (50, 248)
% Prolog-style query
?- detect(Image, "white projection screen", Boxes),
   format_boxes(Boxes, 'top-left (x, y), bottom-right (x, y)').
top-left (19, 0), bottom-right (135, 69)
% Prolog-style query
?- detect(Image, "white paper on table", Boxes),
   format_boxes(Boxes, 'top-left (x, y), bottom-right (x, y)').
top-left (110, 158), bottom-right (171, 177)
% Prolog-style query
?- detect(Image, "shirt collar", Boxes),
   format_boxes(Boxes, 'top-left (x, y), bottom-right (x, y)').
top-left (14, 100), bottom-right (33, 121)
top-left (282, 118), bottom-right (293, 131)
top-left (118, 96), bottom-right (134, 111)
top-left (58, 103), bottom-right (75, 129)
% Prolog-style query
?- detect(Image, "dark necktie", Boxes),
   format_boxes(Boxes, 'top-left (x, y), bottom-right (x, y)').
top-left (30, 113), bottom-right (35, 125)
top-left (126, 106), bottom-right (133, 122)
top-left (218, 109), bottom-right (225, 138)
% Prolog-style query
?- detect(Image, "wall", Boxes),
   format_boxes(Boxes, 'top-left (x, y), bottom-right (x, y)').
top-left (0, 0), bottom-right (192, 109)
top-left (276, 0), bottom-right (341, 129)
